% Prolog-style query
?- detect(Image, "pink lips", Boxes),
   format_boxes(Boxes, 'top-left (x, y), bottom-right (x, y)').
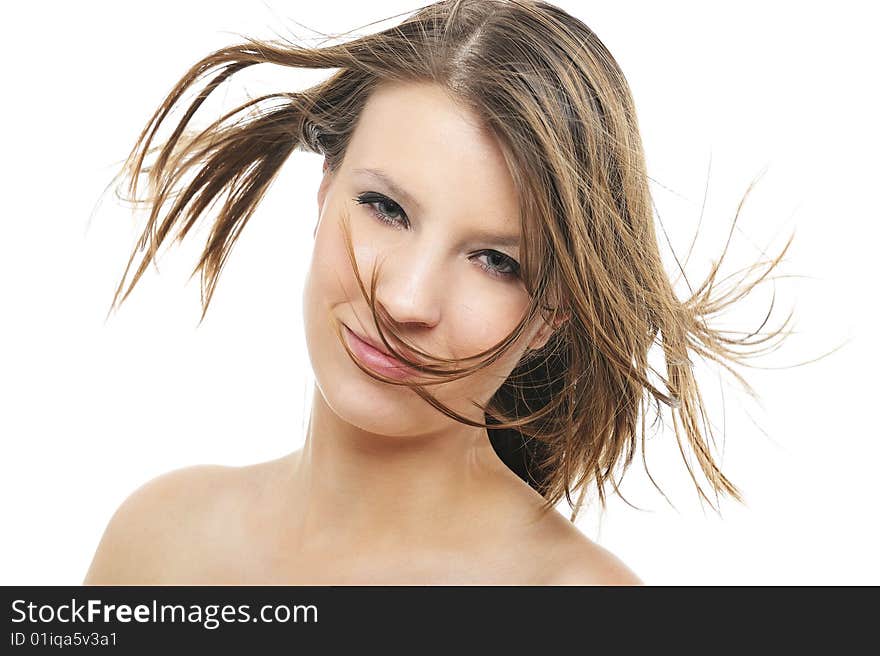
top-left (343, 324), bottom-right (418, 381)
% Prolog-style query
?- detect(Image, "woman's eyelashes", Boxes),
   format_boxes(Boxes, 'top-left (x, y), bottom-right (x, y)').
top-left (355, 191), bottom-right (407, 229)
top-left (353, 191), bottom-right (521, 280)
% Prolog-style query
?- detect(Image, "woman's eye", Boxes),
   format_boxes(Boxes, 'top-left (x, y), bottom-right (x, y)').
top-left (476, 251), bottom-right (521, 280)
top-left (354, 192), bottom-right (408, 228)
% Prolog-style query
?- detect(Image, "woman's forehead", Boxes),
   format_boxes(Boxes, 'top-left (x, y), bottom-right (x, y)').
top-left (341, 81), bottom-right (522, 235)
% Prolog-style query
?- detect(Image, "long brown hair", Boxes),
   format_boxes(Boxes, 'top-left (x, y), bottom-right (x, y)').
top-left (109, 0), bottom-right (797, 521)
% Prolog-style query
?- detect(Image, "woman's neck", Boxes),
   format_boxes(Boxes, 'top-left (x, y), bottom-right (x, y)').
top-left (280, 385), bottom-right (522, 551)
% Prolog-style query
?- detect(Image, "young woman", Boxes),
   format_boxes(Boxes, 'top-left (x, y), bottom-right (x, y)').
top-left (83, 0), bottom-right (790, 585)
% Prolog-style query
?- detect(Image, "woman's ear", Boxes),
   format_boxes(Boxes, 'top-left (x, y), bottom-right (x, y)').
top-left (317, 158), bottom-right (331, 211)
top-left (528, 312), bottom-right (569, 352)
top-left (315, 158), bottom-right (332, 238)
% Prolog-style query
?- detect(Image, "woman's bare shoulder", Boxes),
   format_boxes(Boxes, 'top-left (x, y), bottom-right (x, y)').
top-left (525, 510), bottom-right (644, 586)
top-left (82, 463), bottom-right (248, 585)
top-left (547, 515), bottom-right (644, 585)
top-left (493, 479), bottom-right (643, 585)
top-left (547, 539), bottom-right (644, 585)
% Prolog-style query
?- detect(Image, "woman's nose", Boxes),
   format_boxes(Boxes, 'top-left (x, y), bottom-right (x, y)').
top-left (371, 243), bottom-right (443, 328)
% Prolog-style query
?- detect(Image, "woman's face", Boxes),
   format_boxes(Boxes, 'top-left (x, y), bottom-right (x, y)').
top-left (303, 81), bottom-right (551, 437)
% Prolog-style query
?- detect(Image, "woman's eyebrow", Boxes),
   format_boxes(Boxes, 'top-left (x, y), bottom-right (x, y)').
top-left (352, 167), bottom-right (521, 249)
top-left (466, 229), bottom-right (521, 249)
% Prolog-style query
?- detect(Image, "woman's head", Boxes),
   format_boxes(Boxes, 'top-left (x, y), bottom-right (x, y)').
top-left (305, 80), bottom-right (555, 437)
top-left (110, 0), bottom-right (791, 519)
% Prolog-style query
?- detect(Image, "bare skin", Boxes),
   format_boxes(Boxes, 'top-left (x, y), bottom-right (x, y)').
top-left (84, 81), bottom-right (642, 585)
top-left (83, 453), bottom-right (641, 585)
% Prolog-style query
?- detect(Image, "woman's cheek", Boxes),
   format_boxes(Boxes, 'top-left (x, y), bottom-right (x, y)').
top-left (452, 287), bottom-right (530, 357)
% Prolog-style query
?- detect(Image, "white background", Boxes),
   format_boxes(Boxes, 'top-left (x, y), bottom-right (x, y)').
top-left (1, 1), bottom-right (877, 584)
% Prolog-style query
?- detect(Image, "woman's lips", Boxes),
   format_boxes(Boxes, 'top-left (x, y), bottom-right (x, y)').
top-left (343, 324), bottom-right (418, 380)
